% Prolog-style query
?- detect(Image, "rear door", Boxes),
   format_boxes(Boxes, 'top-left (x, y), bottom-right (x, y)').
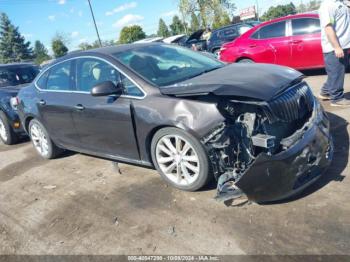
top-left (290, 17), bottom-right (323, 69)
top-left (35, 60), bottom-right (80, 147)
top-left (249, 21), bottom-right (291, 66)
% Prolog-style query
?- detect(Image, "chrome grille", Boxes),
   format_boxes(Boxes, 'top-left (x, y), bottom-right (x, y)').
top-left (268, 84), bottom-right (314, 122)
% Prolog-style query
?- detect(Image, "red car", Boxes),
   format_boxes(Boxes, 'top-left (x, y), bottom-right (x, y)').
top-left (219, 13), bottom-right (326, 70)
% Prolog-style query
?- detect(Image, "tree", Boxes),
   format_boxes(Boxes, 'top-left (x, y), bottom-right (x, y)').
top-left (78, 42), bottom-right (94, 50)
top-left (190, 12), bottom-right (200, 33)
top-left (307, 0), bottom-right (321, 11)
top-left (261, 2), bottom-right (297, 21)
top-left (231, 16), bottom-right (241, 24)
top-left (179, 0), bottom-right (236, 28)
top-left (298, 2), bottom-right (307, 13)
top-left (33, 40), bottom-right (50, 65)
top-left (78, 39), bottom-right (115, 50)
top-left (51, 34), bottom-right (68, 58)
top-left (0, 13), bottom-right (33, 63)
top-left (157, 19), bottom-right (170, 37)
top-left (297, 0), bottom-right (321, 12)
top-left (119, 25), bottom-right (146, 44)
top-left (212, 11), bottom-right (231, 29)
top-left (170, 15), bottom-right (186, 35)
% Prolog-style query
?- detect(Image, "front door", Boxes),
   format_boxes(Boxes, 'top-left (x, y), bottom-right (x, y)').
top-left (71, 57), bottom-right (140, 160)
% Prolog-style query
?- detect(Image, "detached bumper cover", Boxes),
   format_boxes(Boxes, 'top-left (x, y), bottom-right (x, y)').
top-left (220, 101), bottom-right (333, 203)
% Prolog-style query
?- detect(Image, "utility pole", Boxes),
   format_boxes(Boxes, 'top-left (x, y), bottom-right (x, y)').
top-left (87, 0), bottom-right (102, 47)
top-left (256, 0), bottom-right (260, 21)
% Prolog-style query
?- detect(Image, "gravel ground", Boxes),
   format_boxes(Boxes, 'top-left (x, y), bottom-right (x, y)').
top-left (0, 72), bottom-right (349, 255)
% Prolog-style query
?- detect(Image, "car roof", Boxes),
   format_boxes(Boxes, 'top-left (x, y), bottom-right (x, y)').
top-left (257, 13), bottom-right (319, 27)
top-left (213, 23), bottom-right (252, 33)
top-left (163, 34), bottom-right (186, 44)
top-left (81, 42), bottom-right (162, 55)
top-left (134, 37), bottom-right (164, 43)
top-left (50, 43), bottom-right (169, 65)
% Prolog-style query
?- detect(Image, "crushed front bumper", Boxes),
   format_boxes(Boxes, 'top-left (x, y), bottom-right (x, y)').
top-left (218, 100), bottom-right (333, 203)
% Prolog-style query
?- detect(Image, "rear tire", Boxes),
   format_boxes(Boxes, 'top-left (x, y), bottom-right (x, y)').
top-left (151, 127), bottom-right (211, 192)
top-left (29, 119), bottom-right (63, 159)
top-left (238, 58), bottom-right (254, 64)
top-left (0, 111), bottom-right (19, 145)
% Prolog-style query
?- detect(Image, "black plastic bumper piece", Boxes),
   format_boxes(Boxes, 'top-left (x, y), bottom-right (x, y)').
top-left (236, 108), bottom-right (333, 203)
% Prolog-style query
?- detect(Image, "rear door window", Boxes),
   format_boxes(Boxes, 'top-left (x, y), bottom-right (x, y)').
top-left (45, 61), bottom-right (73, 91)
top-left (252, 21), bottom-right (286, 39)
top-left (36, 71), bottom-right (49, 89)
top-left (292, 18), bottom-right (321, 36)
top-left (221, 28), bottom-right (237, 39)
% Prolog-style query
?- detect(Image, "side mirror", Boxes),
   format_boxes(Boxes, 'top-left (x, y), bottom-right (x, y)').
top-left (91, 81), bottom-right (123, 97)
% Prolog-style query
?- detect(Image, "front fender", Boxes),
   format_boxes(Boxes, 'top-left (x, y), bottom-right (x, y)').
top-left (133, 95), bottom-right (225, 163)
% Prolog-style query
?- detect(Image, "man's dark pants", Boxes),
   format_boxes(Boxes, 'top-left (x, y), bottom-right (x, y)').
top-left (322, 49), bottom-right (349, 102)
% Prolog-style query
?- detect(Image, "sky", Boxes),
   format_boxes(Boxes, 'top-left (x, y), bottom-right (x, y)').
top-left (0, 0), bottom-right (304, 52)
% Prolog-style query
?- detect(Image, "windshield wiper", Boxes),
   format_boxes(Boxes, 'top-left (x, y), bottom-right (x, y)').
top-left (162, 66), bottom-right (223, 87)
top-left (197, 66), bottom-right (222, 76)
top-left (180, 66), bottom-right (223, 82)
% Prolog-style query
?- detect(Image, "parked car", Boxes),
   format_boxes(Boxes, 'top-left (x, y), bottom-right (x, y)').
top-left (163, 34), bottom-right (188, 45)
top-left (180, 29), bottom-right (207, 51)
top-left (181, 23), bottom-right (253, 56)
top-left (17, 44), bottom-right (333, 203)
top-left (0, 63), bottom-right (39, 145)
top-left (219, 13), bottom-right (327, 70)
top-left (207, 23), bottom-right (253, 56)
top-left (134, 37), bottom-right (164, 44)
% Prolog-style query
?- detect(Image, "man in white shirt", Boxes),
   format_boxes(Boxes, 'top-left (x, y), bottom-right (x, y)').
top-left (319, 0), bottom-right (350, 106)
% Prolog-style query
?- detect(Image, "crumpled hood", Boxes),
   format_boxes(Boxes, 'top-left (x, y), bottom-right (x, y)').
top-left (160, 63), bottom-right (304, 101)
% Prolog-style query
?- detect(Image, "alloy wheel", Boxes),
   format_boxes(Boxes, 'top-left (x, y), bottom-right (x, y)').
top-left (30, 123), bottom-right (49, 157)
top-left (156, 135), bottom-right (200, 186)
top-left (0, 118), bottom-right (8, 142)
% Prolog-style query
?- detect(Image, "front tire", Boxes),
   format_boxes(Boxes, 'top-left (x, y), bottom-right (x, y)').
top-left (29, 119), bottom-right (63, 159)
top-left (0, 111), bottom-right (19, 145)
top-left (151, 127), bottom-right (211, 192)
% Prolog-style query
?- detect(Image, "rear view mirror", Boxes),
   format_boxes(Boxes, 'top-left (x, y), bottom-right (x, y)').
top-left (91, 81), bottom-right (123, 97)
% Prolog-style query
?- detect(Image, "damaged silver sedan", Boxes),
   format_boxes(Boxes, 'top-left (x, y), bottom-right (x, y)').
top-left (17, 43), bottom-right (333, 203)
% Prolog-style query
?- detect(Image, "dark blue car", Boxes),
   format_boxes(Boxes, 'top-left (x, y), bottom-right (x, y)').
top-left (207, 23), bottom-right (253, 56)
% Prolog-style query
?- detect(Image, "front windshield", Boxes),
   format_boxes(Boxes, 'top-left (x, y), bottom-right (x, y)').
top-left (113, 44), bottom-right (224, 86)
top-left (0, 66), bottom-right (39, 88)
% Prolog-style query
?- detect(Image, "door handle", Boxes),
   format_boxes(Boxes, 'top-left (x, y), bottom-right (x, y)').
top-left (290, 40), bottom-right (302, 44)
top-left (249, 44), bottom-right (257, 48)
top-left (39, 100), bottom-right (46, 106)
top-left (75, 104), bottom-right (85, 111)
